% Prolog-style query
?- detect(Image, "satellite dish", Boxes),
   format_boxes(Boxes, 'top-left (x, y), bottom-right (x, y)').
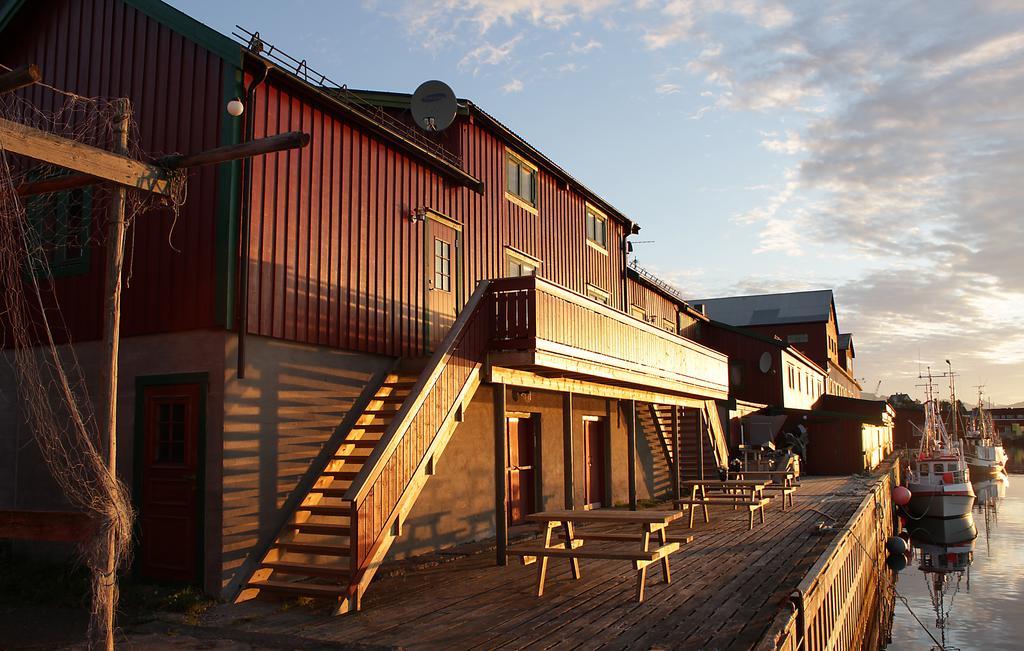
top-left (759, 352), bottom-right (772, 374)
top-left (411, 80), bottom-right (457, 132)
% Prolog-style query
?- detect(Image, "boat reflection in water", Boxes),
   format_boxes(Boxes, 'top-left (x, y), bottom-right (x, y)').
top-left (973, 474), bottom-right (1008, 556)
top-left (907, 514), bottom-right (977, 650)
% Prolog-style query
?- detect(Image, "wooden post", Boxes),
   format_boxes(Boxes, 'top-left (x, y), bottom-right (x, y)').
top-left (627, 399), bottom-right (637, 511)
top-left (562, 392), bottom-right (574, 509)
top-left (671, 406), bottom-right (680, 501)
top-left (494, 384), bottom-right (507, 566)
top-left (698, 408), bottom-right (705, 480)
top-left (0, 63), bottom-right (40, 95)
top-left (93, 98), bottom-right (130, 651)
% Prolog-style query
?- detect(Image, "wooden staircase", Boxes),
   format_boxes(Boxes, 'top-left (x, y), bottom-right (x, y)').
top-left (235, 281), bottom-right (495, 613)
top-left (636, 404), bottom-right (675, 498)
top-left (236, 371), bottom-right (420, 602)
top-left (678, 401), bottom-right (729, 481)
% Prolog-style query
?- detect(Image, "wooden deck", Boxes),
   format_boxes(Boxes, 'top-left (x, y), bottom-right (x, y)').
top-left (204, 475), bottom-right (878, 650)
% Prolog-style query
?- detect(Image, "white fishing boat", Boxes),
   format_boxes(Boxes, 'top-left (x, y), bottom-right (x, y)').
top-left (906, 399), bottom-right (975, 519)
top-left (964, 392), bottom-right (1008, 481)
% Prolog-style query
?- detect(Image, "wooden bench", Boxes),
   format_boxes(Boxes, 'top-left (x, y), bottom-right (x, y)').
top-left (506, 509), bottom-right (685, 602)
top-left (676, 497), bottom-right (770, 530)
top-left (762, 485), bottom-right (796, 510)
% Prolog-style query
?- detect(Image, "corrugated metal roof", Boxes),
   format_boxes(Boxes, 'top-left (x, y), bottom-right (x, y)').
top-left (689, 289), bottom-right (835, 327)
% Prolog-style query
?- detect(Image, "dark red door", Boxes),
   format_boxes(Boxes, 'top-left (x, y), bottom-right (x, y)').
top-left (584, 418), bottom-right (606, 507)
top-left (506, 417), bottom-right (536, 524)
top-left (140, 383), bottom-right (201, 582)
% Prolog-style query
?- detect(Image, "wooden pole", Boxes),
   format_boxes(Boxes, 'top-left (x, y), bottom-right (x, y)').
top-left (671, 406), bottom-right (680, 501)
top-left (93, 98), bottom-right (130, 651)
top-left (627, 399), bottom-right (637, 511)
top-left (0, 63), bottom-right (40, 95)
top-left (494, 384), bottom-right (508, 566)
top-left (562, 392), bottom-right (574, 509)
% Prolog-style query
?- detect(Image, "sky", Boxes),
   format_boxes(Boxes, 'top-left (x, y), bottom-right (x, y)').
top-left (167, 0), bottom-right (1024, 405)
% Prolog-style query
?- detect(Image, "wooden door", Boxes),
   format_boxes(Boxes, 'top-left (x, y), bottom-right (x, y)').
top-left (584, 418), bottom-right (606, 507)
top-left (425, 214), bottom-right (461, 350)
top-left (506, 417), bottom-right (536, 524)
top-left (140, 383), bottom-right (202, 582)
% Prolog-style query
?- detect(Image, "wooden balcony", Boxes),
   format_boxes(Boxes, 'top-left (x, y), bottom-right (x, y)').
top-left (488, 276), bottom-right (728, 402)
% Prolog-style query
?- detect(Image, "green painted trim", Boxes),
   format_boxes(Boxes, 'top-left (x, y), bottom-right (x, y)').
top-left (124, 0), bottom-right (240, 62)
top-left (0, 0), bottom-right (26, 33)
top-left (132, 372), bottom-right (209, 586)
top-left (214, 62), bottom-right (244, 329)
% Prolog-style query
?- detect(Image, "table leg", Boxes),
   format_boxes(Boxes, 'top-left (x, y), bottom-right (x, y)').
top-left (657, 526), bottom-right (671, 584)
top-left (563, 521), bottom-right (581, 580)
top-left (536, 522), bottom-right (556, 596)
top-left (636, 529), bottom-right (650, 602)
top-left (689, 485), bottom-right (697, 528)
top-left (701, 485), bottom-right (710, 524)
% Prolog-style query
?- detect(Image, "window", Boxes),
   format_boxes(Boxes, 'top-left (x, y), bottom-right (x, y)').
top-left (919, 464), bottom-right (929, 476)
top-left (505, 150), bottom-right (538, 210)
top-left (586, 284), bottom-right (611, 305)
top-left (433, 238), bottom-right (451, 292)
top-left (934, 464), bottom-right (944, 474)
top-left (787, 333), bottom-right (808, 344)
top-left (155, 400), bottom-right (187, 464)
top-left (25, 184), bottom-right (92, 277)
top-left (662, 318), bottom-right (675, 333)
top-left (630, 305), bottom-right (647, 320)
top-left (585, 204), bottom-right (608, 250)
top-left (505, 247), bottom-right (540, 278)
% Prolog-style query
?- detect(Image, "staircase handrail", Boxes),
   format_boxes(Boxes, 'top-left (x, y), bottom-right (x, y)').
top-left (345, 280), bottom-right (493, 569)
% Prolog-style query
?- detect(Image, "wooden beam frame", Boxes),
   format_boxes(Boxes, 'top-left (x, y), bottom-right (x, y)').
top-left (672, 406), bottom-right (680, 501)
top-left (15, 131), bottom-right (311, 198)
top-left (494, 384), bottom-right (508, 566)
top-left (0, 117), bottom-right (172, 195)
top-left (562, 392), bottom-right (574, 509)
top-left (486, 365), bottom-right (707, 409)
top-left (626, 399), bottom-right (637, 511)
top-left (0, 64), bottom-right (40, 95)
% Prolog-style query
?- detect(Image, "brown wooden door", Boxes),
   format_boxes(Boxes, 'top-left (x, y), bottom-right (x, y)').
top-left (506, 417), bottom-right (536, 524)
top-left (425, 216), bottom-right (460, 350)
top-left (584, 418), bottom-right (606, 507)
top-left (140, 383), bottom-right (202, 582)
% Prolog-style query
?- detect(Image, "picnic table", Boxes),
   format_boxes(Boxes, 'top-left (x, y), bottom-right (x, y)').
top-left (730, 470), bottom-right (798, 510)
top-left (677, 480), bottom-right (770, 530)
top-left (507, 509), bottom-right (691, 602)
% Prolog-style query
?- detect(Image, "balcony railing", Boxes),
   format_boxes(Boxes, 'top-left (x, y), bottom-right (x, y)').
top-left (489, 276), bottom-right (728, 399)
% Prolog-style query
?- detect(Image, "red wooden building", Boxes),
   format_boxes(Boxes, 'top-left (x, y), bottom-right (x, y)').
top-left (691, 289), bottom-right (863, 398)
top-left (0, 0), bottom-right (732, 610)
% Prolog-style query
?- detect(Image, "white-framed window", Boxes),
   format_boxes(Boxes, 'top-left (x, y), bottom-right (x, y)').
top-left (505, 149), bottom-right (538, 211)
top-left (505, 246), bottom-right (540, 278)
top-left (433, 238), bottom-right (451, 292)
top-left (586, 284), bottom-right (611, 306)
top-left (585, 204), bottom-right (608, 251)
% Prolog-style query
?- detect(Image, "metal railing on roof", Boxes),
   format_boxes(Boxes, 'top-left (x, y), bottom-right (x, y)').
top-left (629, 259), bottom-right (690, 306)
top-left (232, 26), bottom-right (463, 169)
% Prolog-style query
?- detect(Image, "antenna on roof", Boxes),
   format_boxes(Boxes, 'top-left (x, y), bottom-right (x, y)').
top-left (411, 80), bottom-right (457, 132)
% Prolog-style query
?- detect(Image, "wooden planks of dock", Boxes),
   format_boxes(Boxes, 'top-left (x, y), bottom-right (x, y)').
top-left (204, 475), bottom-right (875, 650)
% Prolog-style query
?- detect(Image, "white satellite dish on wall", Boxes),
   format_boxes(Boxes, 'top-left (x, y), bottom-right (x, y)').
top-left (758, 352), bottom-right (772, 374)
top-left (411, 80), bottom-right (457, 132)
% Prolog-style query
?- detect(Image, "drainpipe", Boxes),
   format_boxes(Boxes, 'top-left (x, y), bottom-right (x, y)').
top-left (236, 61), bottom-right (269, 379)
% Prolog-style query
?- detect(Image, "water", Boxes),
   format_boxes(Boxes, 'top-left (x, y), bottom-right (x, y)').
top-left (888, 474), bottom-right (1024, 650)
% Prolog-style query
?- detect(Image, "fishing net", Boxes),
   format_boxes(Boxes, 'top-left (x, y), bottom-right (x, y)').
top-left (0, 72), bottom-right (186, 644)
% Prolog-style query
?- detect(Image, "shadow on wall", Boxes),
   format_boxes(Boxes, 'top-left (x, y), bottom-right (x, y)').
top-left (219, 334), bottom-right (393, 593)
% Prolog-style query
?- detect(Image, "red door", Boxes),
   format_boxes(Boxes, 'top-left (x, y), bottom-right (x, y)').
top-left (506, 417), bottom-right (536, 524)
top-left (425, 216), bottom-right (461, 351)
top-left (584, 418), bottom-right (606, 507)
top-left (140, 383), bottom-right (202, 582)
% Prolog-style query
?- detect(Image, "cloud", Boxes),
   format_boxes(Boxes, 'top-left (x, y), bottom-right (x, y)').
top-left (459, 35), bottom-right (523, 72)
top-left (501, 78), bottom-right (524, 93)
top-left (655, 82), bottom-right (681, 95)
top-left (760, 130), bottom-right (804, 154)
top-left (571, 38), bottom-right (603, 53)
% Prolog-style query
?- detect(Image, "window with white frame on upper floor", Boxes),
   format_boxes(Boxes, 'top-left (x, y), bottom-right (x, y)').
top-left (505, 149), bottom-right (538, 211)
top-left (585, 204), bottom-right (608, 251)
top-left (630, 304), bottom-right (647, 320)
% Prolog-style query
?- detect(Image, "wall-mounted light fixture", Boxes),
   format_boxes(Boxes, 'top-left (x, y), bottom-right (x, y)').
top-left (512, 389), bottom-right (532, 403)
